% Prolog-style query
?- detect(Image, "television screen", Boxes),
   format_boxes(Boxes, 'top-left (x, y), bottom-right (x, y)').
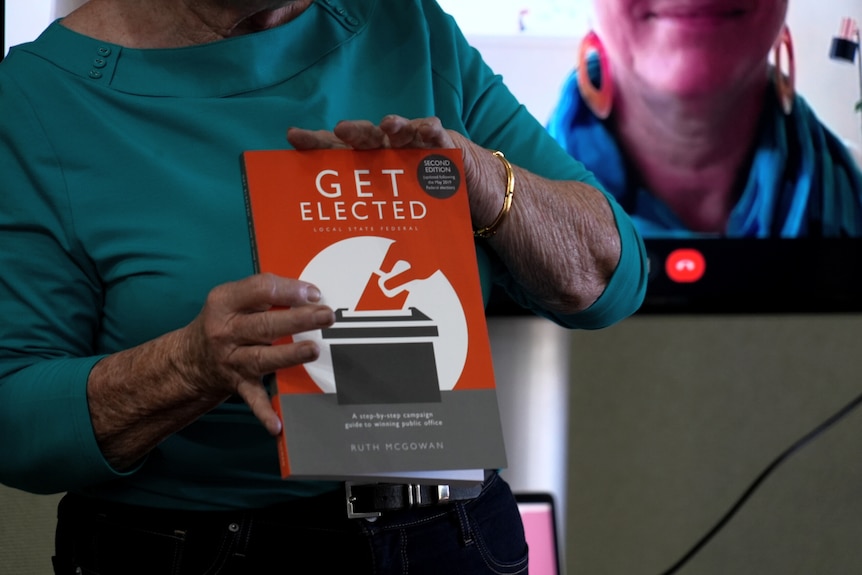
top-left (438, 0), bottom-right (862, 315)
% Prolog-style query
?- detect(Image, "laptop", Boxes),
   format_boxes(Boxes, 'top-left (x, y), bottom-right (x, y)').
top-left (515, 492), bottom-right (562, 575)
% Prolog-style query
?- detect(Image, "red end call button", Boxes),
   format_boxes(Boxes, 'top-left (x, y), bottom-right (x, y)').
top-left (665, 248), bottom-right (706, 283)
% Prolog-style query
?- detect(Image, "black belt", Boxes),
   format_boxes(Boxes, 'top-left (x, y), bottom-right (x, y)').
top-left (345, 480), bottom-right (485, 519)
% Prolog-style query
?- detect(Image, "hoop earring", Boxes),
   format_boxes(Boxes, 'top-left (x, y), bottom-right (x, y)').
top-left (577, 31), bottom-right (613, 120)
top-left (773, 24), bottom-right (795, 115)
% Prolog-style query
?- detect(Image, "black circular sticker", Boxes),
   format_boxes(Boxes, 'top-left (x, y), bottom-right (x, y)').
top-left (416, 154), bottom-right (461, 199)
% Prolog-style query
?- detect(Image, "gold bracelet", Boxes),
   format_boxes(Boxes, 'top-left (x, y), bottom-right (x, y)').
top-left (473, 151), bottom-right (515, 239)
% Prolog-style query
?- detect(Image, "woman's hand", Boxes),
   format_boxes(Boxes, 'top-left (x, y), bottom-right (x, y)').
top-left (287, 116), bottom-right (624, 316)
top-left (87, 273), bottom-right (335, 469)
top-left (176, 273), bottom-right (335, 435)
top-left (287, 116), bottom-right (498, 243)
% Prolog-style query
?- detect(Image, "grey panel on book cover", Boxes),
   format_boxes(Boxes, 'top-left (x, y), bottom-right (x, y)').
top-left (279, 389), bottom-right (507, 476)
top-left (322, 307), bottom-right (442, 404)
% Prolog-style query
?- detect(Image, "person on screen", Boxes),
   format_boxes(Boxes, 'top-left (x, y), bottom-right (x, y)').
top-left (547, 0), bottom-right (862, 238)
top-left (0, 0), bottom-right (648, 573)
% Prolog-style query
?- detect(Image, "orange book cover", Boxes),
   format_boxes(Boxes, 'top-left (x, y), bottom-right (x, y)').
top-left (242, 148), bottom-right (507, 483)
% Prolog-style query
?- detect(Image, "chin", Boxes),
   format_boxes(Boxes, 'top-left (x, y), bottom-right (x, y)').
top-left (661, 77), bottom-right (733, 100)
top-left (641, 58), bottom-right (748, 101)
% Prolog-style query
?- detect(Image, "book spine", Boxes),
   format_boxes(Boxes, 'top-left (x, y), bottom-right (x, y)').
top-left (239, 154), bottom-right (262, 274)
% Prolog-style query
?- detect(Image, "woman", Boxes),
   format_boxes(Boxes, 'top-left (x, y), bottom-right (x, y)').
top-left (548, 0), bottom-right (862, 238)
top-left (0, 0), bottom-right (647, 573)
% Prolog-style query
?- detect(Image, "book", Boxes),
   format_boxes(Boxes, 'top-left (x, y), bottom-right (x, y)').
top-left (242, 147), bottom-right (508, 484)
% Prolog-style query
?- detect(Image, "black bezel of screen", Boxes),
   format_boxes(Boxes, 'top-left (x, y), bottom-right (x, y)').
top-left (486, 238), bottom-right (862, 315)
top-left (1, 0), bottom-right (6, 63)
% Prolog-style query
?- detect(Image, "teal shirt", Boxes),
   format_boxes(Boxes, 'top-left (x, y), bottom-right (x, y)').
top-left (0, 0), bottom-right (647, 509)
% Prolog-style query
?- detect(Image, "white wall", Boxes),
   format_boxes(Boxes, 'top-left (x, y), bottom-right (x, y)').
top-left (788, 1), bottom-right (862, 157)
top-left (488, 317), bottom-right (572, 559)
top-left (4, 0), bottom-right (85, 55)
top-left (5, 1), bottom-right (53, 54)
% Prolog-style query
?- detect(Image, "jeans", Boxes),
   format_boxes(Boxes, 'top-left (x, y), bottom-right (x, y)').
top-left (52, 471), bottom-right (529, 574)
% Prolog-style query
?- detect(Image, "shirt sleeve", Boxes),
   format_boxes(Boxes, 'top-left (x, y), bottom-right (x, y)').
top-left (0, 69), bottom-right (130, 493)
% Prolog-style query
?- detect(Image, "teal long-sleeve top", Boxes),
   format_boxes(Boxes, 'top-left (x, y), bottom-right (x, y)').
top-left (0, 0), bottom-right (647, 509)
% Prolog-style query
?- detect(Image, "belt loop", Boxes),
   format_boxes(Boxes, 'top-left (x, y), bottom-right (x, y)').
top-left (233, 514), bottom-right (253, 558)
top-left (453, 500), bottom-right (474, 546)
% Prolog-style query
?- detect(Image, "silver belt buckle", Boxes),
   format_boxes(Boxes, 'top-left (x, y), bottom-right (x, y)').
top-left (345, 482), bottom-right (382, 520)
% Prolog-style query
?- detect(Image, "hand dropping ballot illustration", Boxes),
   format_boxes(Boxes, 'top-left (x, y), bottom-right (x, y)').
top-left (301, 236), bottom-right (467, 405)
top-left (242, 148), bottom-right (507, 481)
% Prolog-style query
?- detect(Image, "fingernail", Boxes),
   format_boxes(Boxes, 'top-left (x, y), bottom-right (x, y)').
top-left (306, 286), bottom-right (321, 302)
top-left (301, 343), bottom-right (321, 361)
top-left (315, 308), bottom-right (335, 325)
top-left (270, 416), bottom-right (283, 436)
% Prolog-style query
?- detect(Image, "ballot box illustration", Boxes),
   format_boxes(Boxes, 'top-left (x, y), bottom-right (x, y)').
top-left (322, 307), bottom-right (442, 405)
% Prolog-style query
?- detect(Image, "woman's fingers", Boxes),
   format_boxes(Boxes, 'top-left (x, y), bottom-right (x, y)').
top-left (380, 115), bottom-right (454, 148)
top-left (287, 116), bottom-right (457, 151)
top-left (332, 120), bottom-right (389, 149)
top-left (286, 127), bottom-right (352, 150)
top-left (236, 378), bottom-right (283, 436)
top-left (181, 273), bottom-right (333, 401)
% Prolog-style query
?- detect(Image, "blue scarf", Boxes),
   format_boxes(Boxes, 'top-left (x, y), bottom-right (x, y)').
top-left (546, 66), bottom-right (862, 238)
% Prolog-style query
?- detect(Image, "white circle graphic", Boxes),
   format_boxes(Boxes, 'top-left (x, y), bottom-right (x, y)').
top-left (294, 236), bottom-right (469, 393)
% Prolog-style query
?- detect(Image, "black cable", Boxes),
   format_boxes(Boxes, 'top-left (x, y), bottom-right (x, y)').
top-left (658, 388), bottom-right (862, 575)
